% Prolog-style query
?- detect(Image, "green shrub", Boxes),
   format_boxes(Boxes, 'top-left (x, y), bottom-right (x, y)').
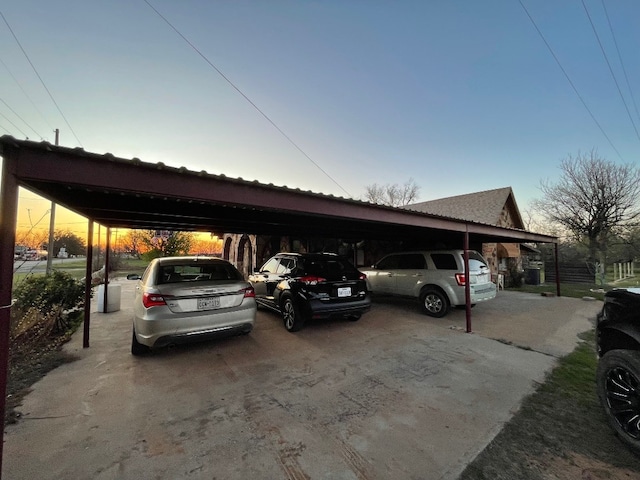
top-left (12, 270), bottom-right (86, 332)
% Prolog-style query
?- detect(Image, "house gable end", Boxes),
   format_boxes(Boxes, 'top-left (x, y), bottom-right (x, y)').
top-left (408, 187), bottom-right (524, 229)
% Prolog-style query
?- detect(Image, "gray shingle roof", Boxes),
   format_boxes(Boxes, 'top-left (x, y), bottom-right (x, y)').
top-left (406, 187), bottom-right (524, 228)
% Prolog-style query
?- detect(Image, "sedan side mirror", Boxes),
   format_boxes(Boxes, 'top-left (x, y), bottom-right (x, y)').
top-left (126, 273), bottom-right (142, 280)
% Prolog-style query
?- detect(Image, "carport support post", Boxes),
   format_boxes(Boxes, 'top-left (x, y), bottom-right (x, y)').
top-left (555, 242), bottom-right (561, 297)
top-left (0, 152), bottom-right (20, 476)
top-left (83, 221), bottom-right (94, 348)
top-left (464, 229), bottom-right (472, 333)
top-left (102, 227), bottom-right (111, 313)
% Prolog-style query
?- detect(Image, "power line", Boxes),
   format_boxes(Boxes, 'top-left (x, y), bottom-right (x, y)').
top-left (600, 0), bottom-right (640, 125)
top-left (0, 110), bottom-right (28, 137)
top-left (142, 0), bottom-right (351, 198)
top-left (0, 9), bottom-right (82, 146)
top-left (0, 55), bottom-right (55, 133)
top-left (0, 95), bottom-right (42, 139)
top-left (581, 0), bottom-right (640, 142)
top-left (519, 0), bottom-right (624, 161)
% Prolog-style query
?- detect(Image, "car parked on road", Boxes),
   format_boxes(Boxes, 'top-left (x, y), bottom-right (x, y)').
top-left (249, 252), bottom-right (371, 332)
top-left (361, 249), bottom-right (496, 317)
top-left (128, 256), bottom-right (256, 355)
top-left (596, 287), bottom-right (640, 455)
top-left (24, 249), bottom-right (48, 261)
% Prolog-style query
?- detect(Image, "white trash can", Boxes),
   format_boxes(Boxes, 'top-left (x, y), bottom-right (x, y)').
top-left (97, 283), bottom-right (121, 313)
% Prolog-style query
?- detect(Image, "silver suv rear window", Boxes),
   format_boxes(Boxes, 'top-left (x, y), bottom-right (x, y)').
top-left (430, 252), bottom-right (488, 270)
top-left (430, 253), bottom-right (457, 270)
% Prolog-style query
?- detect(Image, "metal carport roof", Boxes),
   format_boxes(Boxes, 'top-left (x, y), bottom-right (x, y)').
top-left (0, 135), bottom-right (557, 474)
top-left (0, 136), bottom-right (555, 243)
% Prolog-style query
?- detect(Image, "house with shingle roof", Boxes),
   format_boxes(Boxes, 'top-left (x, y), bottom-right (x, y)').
top-left (407, 186), bottom-right (526, 278)
top-left (221, 186), bottom-right (533, 283)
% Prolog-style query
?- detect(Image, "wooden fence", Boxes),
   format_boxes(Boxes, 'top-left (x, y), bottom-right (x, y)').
top-left (544, 262), bottom-right (596, 284)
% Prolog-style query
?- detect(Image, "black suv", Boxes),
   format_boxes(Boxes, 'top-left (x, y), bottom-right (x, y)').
top-left (249, 252), bottom-right (371, 332)
top-left (596, 287), bottom-right (640, 454)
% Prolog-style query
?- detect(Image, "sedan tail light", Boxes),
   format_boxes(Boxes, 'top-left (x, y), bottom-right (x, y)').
top-left (298, 275), bottom-right (327, 285)
top-left (142, 292), bottom-right (167, 308)
top-left (242, 286), bottom-right (255, 298)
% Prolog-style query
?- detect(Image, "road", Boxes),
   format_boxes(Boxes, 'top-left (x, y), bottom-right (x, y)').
top-left (13, 258), bottom-right (79, 274)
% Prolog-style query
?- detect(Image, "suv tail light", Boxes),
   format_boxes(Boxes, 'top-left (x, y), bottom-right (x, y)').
top-left (142, 292), bottom-right (167, 308)
top-left (242, 286), bottom-right (255, 298)
top-left (298, 275), bottom-right (327, 285)
top-left (455, 273), bottom-right (477, 286)
top-left (359, 273), bottom-right (367, 280)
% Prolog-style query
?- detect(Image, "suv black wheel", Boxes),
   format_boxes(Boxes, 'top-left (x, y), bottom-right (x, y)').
top-left (597, 349), bottom-right (640, 454)
top-left (420, 288), bottom-right (450, 318)
top-left (131, 328), bottom-right (151, 356)
top-left (282, 296), bottom-right (305, 332)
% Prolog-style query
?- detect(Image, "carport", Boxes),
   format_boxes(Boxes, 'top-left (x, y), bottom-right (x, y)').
top-left (0, 135), bottom-right (557, 474)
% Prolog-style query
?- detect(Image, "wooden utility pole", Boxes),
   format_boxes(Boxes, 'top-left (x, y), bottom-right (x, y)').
top-left (45, 129), bottom-right (59, 275)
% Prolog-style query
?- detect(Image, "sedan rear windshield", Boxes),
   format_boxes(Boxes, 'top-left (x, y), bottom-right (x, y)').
top-left (158, 263), bottom-right (243, 284)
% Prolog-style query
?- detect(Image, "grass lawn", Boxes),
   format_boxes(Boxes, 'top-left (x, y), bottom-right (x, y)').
top-left (460, 330), bottom-right (640, 479)
top-left (463, 275), bottom-right (640, 479)
top-left (509, 275), bottom-right (639, 302)
top-left (116, 258), bottom-right (149, 276)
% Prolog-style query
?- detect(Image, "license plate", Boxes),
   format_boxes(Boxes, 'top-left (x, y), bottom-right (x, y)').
top-left (337, 287), bottom-right (352, 298)
top-left (197, 296), bottom-right (221, 310)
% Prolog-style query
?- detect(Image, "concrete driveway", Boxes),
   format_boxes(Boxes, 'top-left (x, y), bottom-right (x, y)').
top-left (4, 282), bottom-right (600, 479)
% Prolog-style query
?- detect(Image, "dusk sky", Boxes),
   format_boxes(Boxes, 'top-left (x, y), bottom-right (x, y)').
top-left (2, 1), bottom-right (640, 235)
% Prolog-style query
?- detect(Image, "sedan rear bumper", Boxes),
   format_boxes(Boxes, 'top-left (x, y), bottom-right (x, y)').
top-left (134, 303), bottom-right (257, 348)
top-left (152, 322), bottom-right (253, 348)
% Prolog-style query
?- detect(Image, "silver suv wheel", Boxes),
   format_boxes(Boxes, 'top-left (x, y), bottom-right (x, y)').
top-left (420, 289), bottom-right (450, 318)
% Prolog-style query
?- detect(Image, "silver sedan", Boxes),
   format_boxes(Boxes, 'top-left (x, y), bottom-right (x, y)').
top-left (128, 256), bottom-right (256, 355)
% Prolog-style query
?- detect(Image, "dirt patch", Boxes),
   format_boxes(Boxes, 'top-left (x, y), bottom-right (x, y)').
top-left (542, 452), bottom-right (639, 480)
top-left (6, 317), bottom-right (79, 425)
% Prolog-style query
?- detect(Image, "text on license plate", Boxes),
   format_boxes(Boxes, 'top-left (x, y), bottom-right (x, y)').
top-left (337, 287), bottom-right (352, 297)
top-left (197, 296), bottom-right (221, 310)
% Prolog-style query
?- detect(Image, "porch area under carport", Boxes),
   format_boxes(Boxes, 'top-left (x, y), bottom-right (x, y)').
top-left (0, 135), bottom-right (558, 476)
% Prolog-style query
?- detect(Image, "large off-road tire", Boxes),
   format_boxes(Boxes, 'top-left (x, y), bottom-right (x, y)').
top-left (131, 328), bottom-right (151, 356)
top-left (597, 349), bottom-right (640, 455)
top-left (419, 288), bottom-right (450, 318)
top-left (281, 296), bottom-right (305, 332)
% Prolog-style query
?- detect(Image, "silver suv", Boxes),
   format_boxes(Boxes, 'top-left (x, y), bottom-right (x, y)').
top-left (361, 250), bottom-right (497, 317)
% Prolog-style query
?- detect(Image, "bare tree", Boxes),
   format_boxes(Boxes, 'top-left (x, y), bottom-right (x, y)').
top-left (364, 178), bottom-right (421, 207)
top-left (532, 150), bottom-right (640, 263)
